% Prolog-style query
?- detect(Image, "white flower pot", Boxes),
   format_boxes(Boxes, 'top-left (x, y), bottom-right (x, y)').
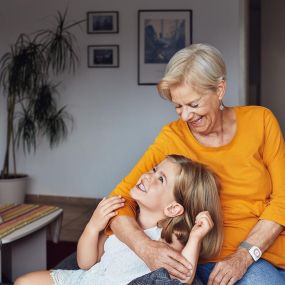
top-left (0, 175), bottom-right (29, 204)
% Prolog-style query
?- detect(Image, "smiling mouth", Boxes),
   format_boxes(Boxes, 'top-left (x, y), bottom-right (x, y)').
top-left (136, 182), bottom-right (146, 192)
top-left (189, 116), bottom-right (203, 125)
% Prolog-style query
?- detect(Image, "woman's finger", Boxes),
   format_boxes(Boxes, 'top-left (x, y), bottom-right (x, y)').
top-left (219, 271), bottom-right (232, 285)
top-left (207, 263), bottom-right (222, 285)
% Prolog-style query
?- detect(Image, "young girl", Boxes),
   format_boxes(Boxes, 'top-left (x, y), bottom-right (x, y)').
top-left (15, 155), bottom-right (223, 285)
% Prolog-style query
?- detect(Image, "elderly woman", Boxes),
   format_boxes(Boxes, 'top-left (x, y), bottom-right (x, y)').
top-left (108, 44), bottom-right (285, 285)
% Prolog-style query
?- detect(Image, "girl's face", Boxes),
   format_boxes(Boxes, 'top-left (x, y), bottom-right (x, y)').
top-left (170, 82), bottom-right (224, 136)
top-left (131, 159), bottom-right (180, 212)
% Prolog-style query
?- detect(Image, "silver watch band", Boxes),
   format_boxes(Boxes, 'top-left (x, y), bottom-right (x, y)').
top-left (239, 241), bottom-right (262, 262)
top-left (240, 241), bottom-right (252, 250)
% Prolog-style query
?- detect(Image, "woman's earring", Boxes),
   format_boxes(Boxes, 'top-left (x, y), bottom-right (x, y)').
top-left (219, 100), bottom-right (224, 111)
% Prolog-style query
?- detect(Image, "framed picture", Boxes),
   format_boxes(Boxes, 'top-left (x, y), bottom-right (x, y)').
top-left (138, 10), bottom-right (192, 85)
top-left (88, 45), bottom-right (119, 68)
top-left (87, 11), bottom-right (119, 34)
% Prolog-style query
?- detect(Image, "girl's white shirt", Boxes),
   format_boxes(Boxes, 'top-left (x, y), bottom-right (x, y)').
top-left (51, 226), bottom-right (162, 285)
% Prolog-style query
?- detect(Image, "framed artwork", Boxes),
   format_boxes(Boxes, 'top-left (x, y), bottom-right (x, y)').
top-left (138, 10), bottom-right (192, 85)
top-left (88, 45), bottom-right (119, 68)
top-left (87, 11), bottom-right (119, 34)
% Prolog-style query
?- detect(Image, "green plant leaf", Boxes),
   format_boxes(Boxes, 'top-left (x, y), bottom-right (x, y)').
top-left (0, 9), bottom-right (81, 176)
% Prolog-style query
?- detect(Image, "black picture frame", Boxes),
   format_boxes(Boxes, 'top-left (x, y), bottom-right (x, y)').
top-left (88, 45), bottom-right (119, 68)
top-left (138, 10), bottom-right (193, 85)
top-left (87, 11), bottom-right (119, 34)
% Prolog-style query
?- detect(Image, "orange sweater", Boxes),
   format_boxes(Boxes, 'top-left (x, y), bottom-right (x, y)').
top-left (110, 106), bottom-right (285, 269)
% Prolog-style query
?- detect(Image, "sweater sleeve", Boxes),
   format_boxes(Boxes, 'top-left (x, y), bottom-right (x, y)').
top-left (260, 109), bottom-right (285, 226)
top-left (108, 126), bottom-right (170, 218)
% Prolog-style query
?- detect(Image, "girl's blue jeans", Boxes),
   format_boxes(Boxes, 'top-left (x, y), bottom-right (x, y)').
top-left (197, 259), bottom-right (285, 284)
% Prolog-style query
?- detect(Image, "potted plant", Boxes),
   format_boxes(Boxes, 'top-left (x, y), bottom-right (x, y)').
top-left (0, 11), bottom-right (83, 203)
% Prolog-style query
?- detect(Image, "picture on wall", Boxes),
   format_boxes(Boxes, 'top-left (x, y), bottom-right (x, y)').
top-left (138, 10), bottom-right (192, 85)
top-left (88, 45), bottom-right (119, 68)
top-left (87, 11), bottom-right (119, 34)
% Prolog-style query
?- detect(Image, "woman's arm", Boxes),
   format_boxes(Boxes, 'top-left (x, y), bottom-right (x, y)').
top-left (208, 219), bottom-right (284, 285)
top-left (208, 110), bottom-right (285, 285)
top-left (110, 215), bottom-right (192, 280)
top-left (77, 196), bottom-right (125, 269)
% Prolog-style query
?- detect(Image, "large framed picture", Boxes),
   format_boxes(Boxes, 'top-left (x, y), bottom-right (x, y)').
top-left (138, 10), bottom-right (192, 85)
top-left (87, 11), bottom-right (119, 34)
top-left (88, 45), bottom-right (119, 68)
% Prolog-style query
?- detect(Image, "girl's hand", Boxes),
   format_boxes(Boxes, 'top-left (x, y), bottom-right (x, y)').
top-left (87, 196), bottom-right (125, 232)
top-left (190, 211), bottom-right (214, 240)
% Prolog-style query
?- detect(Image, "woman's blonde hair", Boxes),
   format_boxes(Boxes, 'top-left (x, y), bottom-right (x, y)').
top-left (157, 43), bottom-right (227, 100)
top-left (158, 154), bottom-right (223, 259)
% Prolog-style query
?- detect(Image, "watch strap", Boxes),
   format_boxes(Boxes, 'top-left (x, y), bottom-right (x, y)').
top-left (240, 241), bottom-right (253, 250)
top-left (239, 241), bottom-right (262, 262)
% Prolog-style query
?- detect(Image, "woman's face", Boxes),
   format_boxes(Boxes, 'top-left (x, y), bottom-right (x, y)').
top-left (130, 159), bottom-right (180, 211)
top-left (170, 82), bottom-right (224, 136)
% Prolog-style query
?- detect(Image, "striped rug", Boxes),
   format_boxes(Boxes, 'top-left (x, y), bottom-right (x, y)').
top-left (0, 204), bottom-right (59, 239)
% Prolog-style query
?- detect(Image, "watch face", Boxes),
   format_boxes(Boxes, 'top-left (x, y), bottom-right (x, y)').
top-left (253, 248), bottom-right (261, 257)
top-left (249, 246), bottom-right (262, 261)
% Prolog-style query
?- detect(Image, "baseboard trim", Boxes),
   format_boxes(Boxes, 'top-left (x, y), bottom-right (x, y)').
top-left (25, 194), bottom-right (101, 207)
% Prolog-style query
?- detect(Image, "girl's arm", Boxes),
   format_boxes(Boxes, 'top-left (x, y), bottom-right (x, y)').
top-left (180, 236), bottom-right (202, 284)
top-left (167, 212), bottom-right (214, 284)
top-left (77, 196), bottom-right (125, 269)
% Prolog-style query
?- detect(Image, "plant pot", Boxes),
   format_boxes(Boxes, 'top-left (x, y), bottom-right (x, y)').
top-left (0, 175), bottom-right (29, 204)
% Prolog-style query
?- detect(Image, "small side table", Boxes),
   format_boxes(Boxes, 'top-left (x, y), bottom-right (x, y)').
top-left (0, 208), bottom-right (63, 283)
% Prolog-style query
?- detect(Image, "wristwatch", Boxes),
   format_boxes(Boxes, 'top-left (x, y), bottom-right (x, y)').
top-left (239, 241), bottom-right (262, 262)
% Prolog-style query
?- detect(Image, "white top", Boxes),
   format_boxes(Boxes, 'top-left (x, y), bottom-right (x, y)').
top-left (51, 226), bottom-right (162, 285)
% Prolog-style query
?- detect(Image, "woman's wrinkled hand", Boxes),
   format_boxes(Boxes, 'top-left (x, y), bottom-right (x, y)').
top-left (87, 196), bottom-right (125, 232)
top-left (140, 239), bottom-right (193, 280)
top-left (207, 249), bottom-right (253, 285)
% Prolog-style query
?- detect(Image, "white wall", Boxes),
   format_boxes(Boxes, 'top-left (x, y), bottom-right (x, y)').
top-left (261, 0), bottom-right (285, 135)
top-left (0, 0), bottom-right (244, 198)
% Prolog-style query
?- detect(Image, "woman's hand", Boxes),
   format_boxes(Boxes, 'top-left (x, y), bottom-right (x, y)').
top-left (141, 239), bottom-right (193, 280)
top-left (207, 219), bottom-right (284, 285)
top-left (87, 196), bottom-right (125, 232)
top-left (110, 215), bottom-right (192, 280)
top-left (207, 249), bottom-right (252, 285)
top-left (190, 211), bottom-right (214, 240)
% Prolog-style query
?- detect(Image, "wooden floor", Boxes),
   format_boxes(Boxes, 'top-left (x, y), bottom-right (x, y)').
top-left (55, 203), bottom-right (97, 242)
top-left (26, 195), bottom-right (101, 242)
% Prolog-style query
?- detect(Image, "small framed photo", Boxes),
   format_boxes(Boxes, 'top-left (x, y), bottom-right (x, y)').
top-left (87, 11), bottom-right (119, 34)
top-left (88, 45), bottom-right (119, 68)
top-left (138, 10), bottom-right (192, 85)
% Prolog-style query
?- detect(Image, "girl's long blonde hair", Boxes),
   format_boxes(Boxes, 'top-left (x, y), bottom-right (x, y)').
top-left (158, 155), bottom-right (223, 259)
